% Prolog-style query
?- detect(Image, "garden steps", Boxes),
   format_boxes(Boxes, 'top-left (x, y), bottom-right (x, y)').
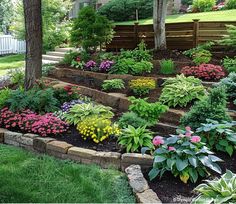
top-left (42, 55), bottom-right (64, 62)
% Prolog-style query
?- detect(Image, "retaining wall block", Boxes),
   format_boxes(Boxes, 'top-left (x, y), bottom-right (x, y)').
top-left (0, 128), bottom-right (8, 143)
top-left (4, 131), bottom-right (23, 147)
top-left (33, 137), bottom-right (55, 153)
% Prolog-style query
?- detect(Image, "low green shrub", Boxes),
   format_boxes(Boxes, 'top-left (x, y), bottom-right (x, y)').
top-left (61, 50), bottom-right (80, 65)
top-left (102, 79), bottom-right (125, 91)
top-left (118, 112), bottom-right (151, 129)
top-left (159, 74), bottom-right (206, 107)
top-left (222, 56), bottom-right (236, 73)
top-left (110, 58), bottom-right (135, 74)
top-left (131, 61), bottom-right (153, 75)
top-left (118, 125), bottom-right (154, 153)
top-left (129, 78), bottom-right (156, 96)
top-left (180, 86), bottom-right (232, 130)
top-left (192, 170), bottom-right (236, 204)
top-left (0, 88), bottom-right (11, 109)
top-left (128, 97), bottom-right (168, 125)
top-left (7, 69), bottom-right (24, 86)
top-left (196, 119), bottom-right (236, 156)
top-left (226, 0), bottom-right (236, 9)
top-left (192, 49), bottom-right (212, 65)
top-left (192, 0), bottom-right (216, 12)
top-left (218, 25), bottom-right (236, 50)
top-left (42, 64), bottom-right (55, 77)
top-left (159, 59), bottom-right (175, 74)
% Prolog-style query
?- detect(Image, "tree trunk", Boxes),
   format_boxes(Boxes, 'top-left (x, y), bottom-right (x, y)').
top-left (23, 0), bottom-right (42, 90)
top-left (153, 0), bottom-right (168, 50)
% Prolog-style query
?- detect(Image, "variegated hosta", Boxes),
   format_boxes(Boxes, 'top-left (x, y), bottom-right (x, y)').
top-left (192, 170), bottom-right (236, 204)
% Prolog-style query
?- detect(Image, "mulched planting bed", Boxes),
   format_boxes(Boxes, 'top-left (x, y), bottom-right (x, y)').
top-left (143, 152), bottom-right (236, 203)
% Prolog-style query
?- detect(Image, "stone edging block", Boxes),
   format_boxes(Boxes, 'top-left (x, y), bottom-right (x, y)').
top-left (125, 165), bottom-right (162, 204)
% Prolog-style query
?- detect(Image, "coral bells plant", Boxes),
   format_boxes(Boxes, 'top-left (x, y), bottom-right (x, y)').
top-left (181, 64), bottom-right (225, 81)
top-left (85, 60), bottom-right (97, 71)
top-left (142, 126), bottom-right (223, 184)
top-left (99, 60), bottom-right (114, 72)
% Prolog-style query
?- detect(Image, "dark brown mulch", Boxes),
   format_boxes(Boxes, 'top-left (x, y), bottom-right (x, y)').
top-left (153, 49), bottom-right (192, 62)
top-left (143, 152), bottom-right (236, 204)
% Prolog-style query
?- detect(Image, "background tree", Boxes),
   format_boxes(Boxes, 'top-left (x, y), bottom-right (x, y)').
top-left (153, 0), bottom-right (168, 50)
top-left (0, 0), bottom-right (14, 34)
top-left (23, 0), bottom-right (42, 89)
top-left (71, 6), bottom-right (114, 52)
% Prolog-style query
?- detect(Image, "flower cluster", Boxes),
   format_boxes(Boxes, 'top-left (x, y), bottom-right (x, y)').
top-left (76, 56), bottom-right (81, 62)
top-left (181, 64), bottom-right (225, 81)
top-left (129, 78), bottom-right (156, 96)
top-left (77, 116), bottom-right (120, 143)
top-left (63, 85), bottom-right (80, 96)
top-left (61, 99), bottom-right (85, 112)
top-left (99, 60), bottom-right (114, 72)
top-left (85, 60), bottom-right (97, 70)
top-left (0, 107), bottom-right (68, 137)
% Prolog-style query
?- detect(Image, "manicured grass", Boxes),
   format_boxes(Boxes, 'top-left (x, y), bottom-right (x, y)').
top-left (116, 9), bottom-right (236, 25)
top-left (0, 54), bottom-right (25, 71)
top-left (0, 144), bottom-right (135, 203)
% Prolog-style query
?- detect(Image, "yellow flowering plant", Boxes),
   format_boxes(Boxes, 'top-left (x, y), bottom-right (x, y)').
top-left (77, 116), bottom-right (121, 143)
top-left (129, 78), bottom-right (156, 96)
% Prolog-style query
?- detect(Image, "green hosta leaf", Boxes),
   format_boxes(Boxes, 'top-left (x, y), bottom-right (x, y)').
top-left (189, 168), bottom-right (198, 183)
top-left (227, 134), bottom-right (236, 143)
top-left (208, 155), bottom-right (223, 162)
top-left (141, 147), bottom-right (150, 155)
top-left (148, 168), bottom-right (160, 181)
top-left (226, 145), bottom-right (234, 156)
top-left (192, 195), bottom-right (214, 204)
top-left (219, 139), bottom-right (229, 147)
top-left (176, 158), bottom-right (188, 171)
top-left (167, 158), bottom-right (175, 170)
top-left (199, 156), bottom-right (222, 174)
top-left (165, 136), bottom-right (178, 145)
top-left (189, 156), bottom-right (198, 168)
top-left (154, 155), bottom-right (166, 163)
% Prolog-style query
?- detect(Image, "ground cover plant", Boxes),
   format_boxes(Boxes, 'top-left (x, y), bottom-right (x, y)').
top-left (159, 59), bottom-right (175, 74)
top-left (223, 56), bottom-right (236, 73)
top-left (102, 79), bottom-right (125, 92)
top-left (129, 78), bottom-right (156, 96)
top-left (0, 144), bottom-right (135, 203)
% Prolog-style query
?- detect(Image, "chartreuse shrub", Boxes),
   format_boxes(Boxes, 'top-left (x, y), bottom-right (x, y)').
top-left (192, 170), bottom-right (236, 204)
top-left (196, 119), bottom-right (236, 156)
top-left (64, 103), bottom-right (114, 125)
top-left (160, 59), bottom-right (175, 74)
top-left (118, 112), bottom-right (151, 129)
top-left (0, 88), bottom-right (11, 108)
top-left (223, 56), bottom-right (236, 73)
top-left (192, 0), bottom-right (216, 12)
top-left (159, 74), bottom-right (206, 108)
top-left (77, 116), bottom-right (120, 143)
top-left (180, 86), bottom-right (232, 130)
top-left (129, 78), bottom-right (156, 96)
top-left (128, 97), bottom-right (168, 125)
top-left (102, 79), bottom-right (125, 92)
top-left (142, 127), bottom-right (223, 184)
top-left (118, 125), bottom-right (154, 153)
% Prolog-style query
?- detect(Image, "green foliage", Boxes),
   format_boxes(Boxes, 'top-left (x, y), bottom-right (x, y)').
top-left (193, 50), bottom-right (212, 65)
top-left (71, 60), bottom-right (84, 69)
top-left (218, 25), bottom-right (236, 50)
top-left (132, 61), bottom-right (153, 75)
top-left (129, 78), bottom-right (156, 96)
top-left (192, 170), bottom-right (236, 204)
top-left (216, 72), bottom-right (236, 100)
top-left (118, 125), bottom-right (154, 153)
top-left (53, 87), bottom-right (80, 105)
top-left (128, 97), bottom-right (168, 125)
top-left (192, 0), bottom-right (216, 12)
top-left (118, 112), bottom-right (151, 129)
top-left (97, 0), bottom-right (153, 22)
top-left (160, 59), bottom-right (175, 74)
top-left (143, 131), bottom-right (223, 184)
top-left (183, 42), bottom-right (214, 58)
top-left (180, 86), bottom-right (232, 130)
top-left (182, 0), bottom-right (193, 6)
top-left (71, 6), bottom-right (114, 51)
top-left (12, 0), bottom-right (72, 51)
top-left (226, 0), bottom-right (236, 9)
top-left (8, 69), bottom-right (24, 86)
top-left (61, 50), bottom-right (80, 65)
top-left (222, 56), bottom-right (236, 73)
top-left (102, 79), bottom-right (125, 91)
top-left (0, 88), bottom-right (11, 109)
top-left (64, 103), bottom-right (114, 125)
top-left (160, 74), bottom-right (206, 107)
top-left (0, 0), bottom-right (14, 33)
top-left (196, 119), bottom-right (236, 156)
top-left (110, 58), bottom-right (135, 74)
top-left (42, 64), bottom-right (55, 77)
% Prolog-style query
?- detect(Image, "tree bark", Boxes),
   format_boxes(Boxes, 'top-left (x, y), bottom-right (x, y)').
top-left (153, 0), bottom-right (168, 50)
top-left (23, 0), bottom-right (42, 90)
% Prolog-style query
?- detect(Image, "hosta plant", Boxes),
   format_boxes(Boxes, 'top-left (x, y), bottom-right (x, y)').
top-left (128, 97), bottom-right (168, 125)
top-left (159, 74), bottom-right (206, 107)
top-left (192, 170), bottom-right (236, 204)
top-left (129, 78), bottom-right (156, 96)
top-left (142, 127), bottom-right (223, 184)
top-left (64, 103), bottom-right (114, 125)
top-left (196, 119), bottom-right (236, 156)
top-left (77, 116), bottom-right (120, 143)
top-left (118, 125), bottom-right (154, 153)
top-left (102, 79), bottom-right (125, 92)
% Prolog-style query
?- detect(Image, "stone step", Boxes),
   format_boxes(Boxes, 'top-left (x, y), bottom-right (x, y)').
top-left (42, 59), bottom-right (59, 64)
top-left (55, 47), bottom-right (75, 53)
top-left (155, 122), bottom-right (178, 136)
top-left (46, 51), bottom-right (66, 57)
top-left (42, 55), bottom-right (63, 62)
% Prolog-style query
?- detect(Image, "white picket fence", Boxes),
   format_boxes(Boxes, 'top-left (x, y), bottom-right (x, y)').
top-left (0, 35), bottom-right (26, 55)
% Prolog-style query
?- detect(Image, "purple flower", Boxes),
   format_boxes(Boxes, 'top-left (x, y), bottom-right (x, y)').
top-left (85, 60), bottom-right (97, 70)
top-left (61, 99), bottom-right (84, 112)
top-left (99, 60), bottom-right (114, 72)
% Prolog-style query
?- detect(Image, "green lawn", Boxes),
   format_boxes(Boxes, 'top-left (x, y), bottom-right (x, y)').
top-left (0, 54), bottom-right (25, 75)
top-left (116, 9), bottom-right (236, 25)
top-left (0, 144), bottom-right (135, 203)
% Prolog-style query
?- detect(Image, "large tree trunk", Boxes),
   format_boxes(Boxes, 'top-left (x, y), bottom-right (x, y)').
top-left (153, 0), bottom-right (168, 50)
top-left (23, 0), bottom-right (42, 90)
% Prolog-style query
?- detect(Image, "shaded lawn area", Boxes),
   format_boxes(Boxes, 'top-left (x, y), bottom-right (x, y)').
top-left (0, 144), bottom-right (135, 203)
top-left (116, 9), bottom-right (236, 25)
top-left (0, 54), bottom-right (25, 75)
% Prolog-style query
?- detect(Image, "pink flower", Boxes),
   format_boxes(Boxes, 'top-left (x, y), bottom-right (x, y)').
top-left (185, 132), bottom-right (192, 137)
top-left (179, 134), bottom-right (185, 138)
top-left (191, 136), bottom-right (201, 143)
top-left (153, 136), bottom-right (164, 146)
top-left (185, 126), bottom-right (191, 132)
top-left (168, 146), bottom-right (176, 151)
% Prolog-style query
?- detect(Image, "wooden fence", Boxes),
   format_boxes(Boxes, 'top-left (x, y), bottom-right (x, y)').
top-left (106, 20), bottom-right (236, 51)
top-left (0, 35), bottom-right (26, 55)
